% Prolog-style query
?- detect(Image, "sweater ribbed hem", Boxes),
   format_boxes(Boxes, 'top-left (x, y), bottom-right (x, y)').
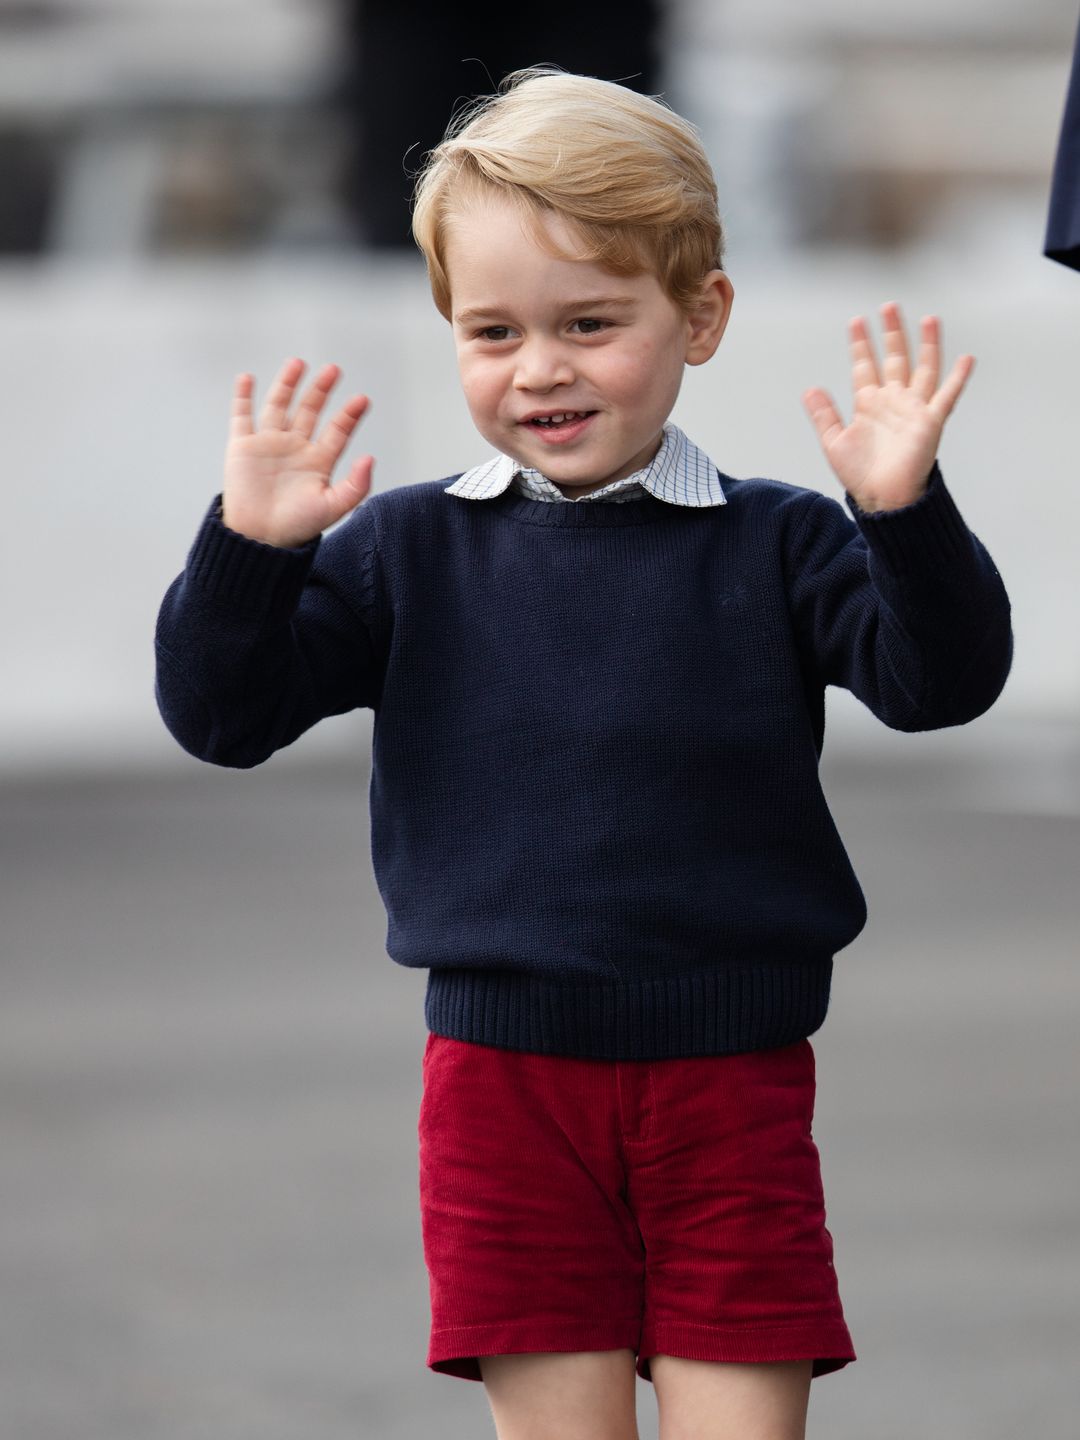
top-left (423, 960), bottom-right (833, 1060)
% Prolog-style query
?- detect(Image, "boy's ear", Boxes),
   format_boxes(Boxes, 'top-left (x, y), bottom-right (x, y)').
top-left (685, 270), bottom-right (734, 366)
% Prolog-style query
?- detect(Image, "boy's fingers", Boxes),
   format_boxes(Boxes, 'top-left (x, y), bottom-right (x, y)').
top-left (229, 373), bottom-right (255, 440)
top-left (802, 387), bottom-right (844, 450)
top-left (910, 316), bottom-right (942, 402)
top-left (929, 353), bottom-right (975, 422)
top-left (258, 356), bottom-right (306, 430)
top-left (879, 301), bottom-right (910, 385)
top-left (849, 316), bottom-right (881, 393)
top-left (318, 394), bottom-right (372, 462)
top-left (291, 363), bottom-right (341, 440)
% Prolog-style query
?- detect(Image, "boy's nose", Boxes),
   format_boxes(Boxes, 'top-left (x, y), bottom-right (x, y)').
top-left (513, 339), bottom-right (575, 392)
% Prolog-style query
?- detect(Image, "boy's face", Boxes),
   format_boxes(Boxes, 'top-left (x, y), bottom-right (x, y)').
top-left (444, 193), bottom-right (732, 498)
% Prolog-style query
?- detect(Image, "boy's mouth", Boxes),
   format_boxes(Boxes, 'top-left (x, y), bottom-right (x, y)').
top-left (520, 410), bottom-right (597, 441)
top-left (525, 410), bottom-right (594, 427)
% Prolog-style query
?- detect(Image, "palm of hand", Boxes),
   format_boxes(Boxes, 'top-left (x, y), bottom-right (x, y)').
top-left (226, 428), bottom-right (336, 543)
top-left (802, 304), bottom-right (974, 513)
top-left (824, 382), bottom-right (943, 513)
top-left (222, 358), bottom-right (374, 548)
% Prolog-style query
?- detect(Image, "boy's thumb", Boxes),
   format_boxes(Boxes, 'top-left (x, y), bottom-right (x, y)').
top-left (327, 455), bottom-right (375, 524)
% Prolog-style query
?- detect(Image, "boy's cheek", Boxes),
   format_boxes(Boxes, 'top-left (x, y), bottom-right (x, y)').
top-left (456, 354), bottom-right (494, 396)
top-left (459, 367), bottom-right (507, 417)
top-left (459, 374), bottom-right (499, 419)
top-left (609, 337), bottom-right (664, 381)
top-left (463, 395), bottom-right (507, 448)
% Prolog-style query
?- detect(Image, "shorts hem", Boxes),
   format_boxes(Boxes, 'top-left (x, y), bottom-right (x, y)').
top-left (427, 1319), bottom-right (642, 1382)
top-left (637, 1320), bottom-right (856, 1383)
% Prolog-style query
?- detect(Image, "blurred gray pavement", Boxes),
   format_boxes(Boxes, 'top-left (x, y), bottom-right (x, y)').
top-left (2, 755), bottom-right (1078, 1440)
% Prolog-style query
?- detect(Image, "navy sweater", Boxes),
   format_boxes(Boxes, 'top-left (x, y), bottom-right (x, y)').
top-left (155, 463), bottom-right (1013, 1060)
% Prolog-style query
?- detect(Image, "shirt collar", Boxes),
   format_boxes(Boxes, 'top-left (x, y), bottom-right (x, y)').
top-left (442, 423), bottom-right (727, 507)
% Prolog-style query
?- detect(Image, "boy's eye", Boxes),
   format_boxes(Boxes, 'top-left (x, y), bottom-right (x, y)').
top-left (478, 325), bottom-right (513, 342)
top-left (571, 318), bottom-right (607, 335)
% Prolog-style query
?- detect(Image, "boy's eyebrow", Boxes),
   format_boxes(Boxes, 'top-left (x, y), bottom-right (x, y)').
top-left (454, 296), bottom-right (639, 325)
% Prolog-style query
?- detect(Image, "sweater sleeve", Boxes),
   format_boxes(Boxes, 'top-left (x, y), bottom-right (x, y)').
top-left (785, 463), bottom-right (1013, 731)
top-left (154, 496), bottom-right (386, 767)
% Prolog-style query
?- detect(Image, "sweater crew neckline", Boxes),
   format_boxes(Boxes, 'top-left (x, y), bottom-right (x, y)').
top-left (459, 485), bottom-right (704, 527)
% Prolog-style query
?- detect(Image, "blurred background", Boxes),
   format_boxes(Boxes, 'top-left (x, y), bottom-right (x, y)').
top-left (2, 2), bottom-right (1078, 1438)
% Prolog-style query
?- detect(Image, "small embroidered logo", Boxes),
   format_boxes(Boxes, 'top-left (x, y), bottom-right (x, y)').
top-left (717, 583), bottom-right (750, 609)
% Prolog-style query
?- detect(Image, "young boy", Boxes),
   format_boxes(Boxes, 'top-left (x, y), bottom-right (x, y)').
top-left (155, 68), bottom-right (1013, 1440)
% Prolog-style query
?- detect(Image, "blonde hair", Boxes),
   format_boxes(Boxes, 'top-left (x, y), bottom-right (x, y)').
top-left (411, 67), bottom-right (725, 319)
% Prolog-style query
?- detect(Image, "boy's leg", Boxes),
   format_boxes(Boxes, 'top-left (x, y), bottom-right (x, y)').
top-left (479, 1349), bottom-right (640, 1440)
top-left (651, 1356), bottom-right (812, 1440)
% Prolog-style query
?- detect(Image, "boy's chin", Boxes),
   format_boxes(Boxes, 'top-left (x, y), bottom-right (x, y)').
top-left (520, 460), bottom-right (606, 488)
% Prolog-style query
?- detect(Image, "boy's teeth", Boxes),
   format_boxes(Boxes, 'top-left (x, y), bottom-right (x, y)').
top-left (534, 412), bottom-right (587, 426)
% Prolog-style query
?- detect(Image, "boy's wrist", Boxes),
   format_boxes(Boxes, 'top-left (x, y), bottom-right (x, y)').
top-left (215, 498), bottom-right (319, 552)
top-left (845, 465), bottom-right (936, 518)
top-left (187, 495), bottom-right (319, 617)
top-left (845, 463), bottom-right (973, 573)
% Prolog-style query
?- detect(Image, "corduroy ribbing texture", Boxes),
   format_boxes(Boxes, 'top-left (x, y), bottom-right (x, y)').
top-left (155, 463), bottom-right (1012, 1059)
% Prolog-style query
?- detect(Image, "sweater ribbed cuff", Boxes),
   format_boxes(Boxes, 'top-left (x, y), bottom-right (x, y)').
top-left (185, 494), bottom-right (321, 619)
top-left (845, 463), bottom-right (973, 575)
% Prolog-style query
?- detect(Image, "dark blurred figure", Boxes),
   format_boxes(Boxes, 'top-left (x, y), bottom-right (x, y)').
top-left (337, 0), bottom-right (661, 248)
top-left (0, 129), bottom-right (56, 254)
top-left (1045, 9), bottom-right (1080, 270)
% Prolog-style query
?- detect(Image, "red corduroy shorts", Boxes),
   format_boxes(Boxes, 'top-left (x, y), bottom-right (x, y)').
top-left (417, 1030), bottom-right (855, 1383)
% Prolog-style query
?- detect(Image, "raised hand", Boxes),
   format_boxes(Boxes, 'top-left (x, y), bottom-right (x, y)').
top-left (222, 358), bottom-right (375, 548)
top-left (801, 303), bottom-right (974, 513)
